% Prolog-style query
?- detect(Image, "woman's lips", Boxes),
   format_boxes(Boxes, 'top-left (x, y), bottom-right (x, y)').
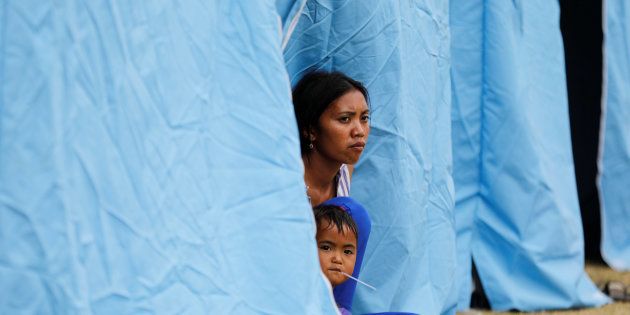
top-left (349, 141), bottom-right (365, 150)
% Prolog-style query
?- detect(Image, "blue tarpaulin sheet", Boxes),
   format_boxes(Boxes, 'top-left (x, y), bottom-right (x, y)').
top-left (450, 0), bottom-right (610, 311)
top-left (600, 0), bottom-right (630, 271)
top-left (3, 0), bottom-right (628, 314)
top-left (284, 1), bottom-right (457, 314)
top-left (0, 1), bottom-right (338, 313)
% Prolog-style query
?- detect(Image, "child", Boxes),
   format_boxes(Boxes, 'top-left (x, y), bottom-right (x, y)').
top-left (321, 197), bottom-right (371, 313)
top-left (313, 204), bottom-right (359, 314)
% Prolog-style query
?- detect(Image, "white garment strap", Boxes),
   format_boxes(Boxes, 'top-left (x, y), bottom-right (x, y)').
top-left (336, 164), bottom-right (351, 197)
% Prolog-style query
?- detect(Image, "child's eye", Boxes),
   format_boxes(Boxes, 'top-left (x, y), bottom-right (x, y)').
top-left (344, 249), bottom-right (354, 255)
top-left (319, 245), bottom-right (331, 251)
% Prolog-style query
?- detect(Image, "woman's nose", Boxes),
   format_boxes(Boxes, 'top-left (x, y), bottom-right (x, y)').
top-left (351, 123), bottom-right (366, 138)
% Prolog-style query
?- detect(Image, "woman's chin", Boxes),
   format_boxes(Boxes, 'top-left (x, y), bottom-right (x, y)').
top-left (344, 156), bottom-right (360, 165)
top-left (339, 153), bottom-right (361, 164)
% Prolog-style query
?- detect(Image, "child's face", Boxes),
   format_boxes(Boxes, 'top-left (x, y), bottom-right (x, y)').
top-left (316, 221), bottom-right (357, 287)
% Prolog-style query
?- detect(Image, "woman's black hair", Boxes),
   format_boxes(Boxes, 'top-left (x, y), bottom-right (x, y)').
top-left (292, 71), bottom-right (369, 155)
top-left (313, 204), bottom-right (358, 241)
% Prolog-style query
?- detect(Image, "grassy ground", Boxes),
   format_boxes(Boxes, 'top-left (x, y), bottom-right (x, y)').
top-left (457, 263), bottom-right (630, 315)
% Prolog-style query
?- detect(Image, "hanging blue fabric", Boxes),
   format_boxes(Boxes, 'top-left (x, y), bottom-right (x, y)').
top-left (284, 1), bottom-right (457, 314)
top-left (450, 0), bottom-right (610, 311)
top-left (449, 0), bottom-right (484, 308)
top-left (600, 0), bottom-right (630, 271)
top-left (0, 1), bottom-right (336, 313)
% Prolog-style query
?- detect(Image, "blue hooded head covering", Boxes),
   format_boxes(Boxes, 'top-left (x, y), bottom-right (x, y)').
top-left (321, 197), bottom-right (371, 311)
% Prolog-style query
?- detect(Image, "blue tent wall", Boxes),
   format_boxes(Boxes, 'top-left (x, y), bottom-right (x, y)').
top-left (0, 1), bottom-right (337, 313)
top-left (451, 0), bottom-right (610, 311)
top-left (449, 0), bottom-right (483, 309)
top-left (284, 1), bottom-right (456, 314)
top-left (600, 0), bottom-right (630, 271)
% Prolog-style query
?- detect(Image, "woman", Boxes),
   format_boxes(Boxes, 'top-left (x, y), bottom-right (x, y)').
top-left (293, 70), bottom-right (372, 313)
top-left (292, 71), bottom-right (371, 206)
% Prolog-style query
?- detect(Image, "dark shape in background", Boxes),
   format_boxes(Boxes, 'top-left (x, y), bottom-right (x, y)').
top-left (559, 0), bottom-right (605, 264)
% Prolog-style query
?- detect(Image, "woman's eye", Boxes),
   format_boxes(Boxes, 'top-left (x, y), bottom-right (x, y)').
top-left (361, 115), bottom-right (370, 122)
top-left (339, 117), bottom-right (350, 123)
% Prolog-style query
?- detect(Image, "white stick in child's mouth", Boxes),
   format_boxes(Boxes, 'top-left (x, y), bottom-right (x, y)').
top-left (339, 271), bottom-right (377, 291)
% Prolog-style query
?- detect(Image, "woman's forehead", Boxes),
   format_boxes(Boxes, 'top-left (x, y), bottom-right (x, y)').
top-left (327, 90), bottom-right (368, 113)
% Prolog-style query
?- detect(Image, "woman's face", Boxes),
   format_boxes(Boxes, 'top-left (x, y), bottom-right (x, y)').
top-left (313, 89), bottom-right (370, 165)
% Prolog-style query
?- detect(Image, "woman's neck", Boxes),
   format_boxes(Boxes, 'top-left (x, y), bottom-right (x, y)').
top-left (303, 153), bottom-right (342, 206)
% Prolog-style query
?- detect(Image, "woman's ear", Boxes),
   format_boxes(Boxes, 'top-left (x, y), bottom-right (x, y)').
top-left (304, 127), bottom-right (317, 141)
top-left (304, 128), bottom-right (317, 151)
